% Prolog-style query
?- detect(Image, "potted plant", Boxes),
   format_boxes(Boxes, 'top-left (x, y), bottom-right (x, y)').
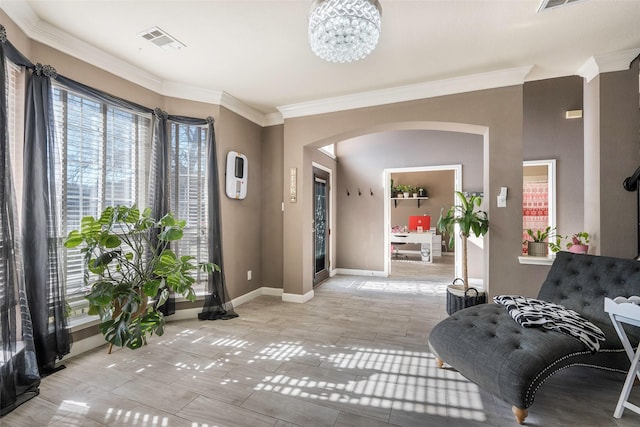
top-left (391, 178), bottom-right (398, 198)
top-left (524, 226), bottom-right (555, 257)
top-left (63, 205), bottom-right (216, 352)
top-left (567, 232), bottom-right (589, 254)
top-left (437, 191), bottom-right (489, 314)
top-left (395, 184), bottom-right (410, 198)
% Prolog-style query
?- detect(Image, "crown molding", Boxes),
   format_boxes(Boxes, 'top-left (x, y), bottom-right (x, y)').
top-left (2, 2), bottom-right (270, 126)
top-left (577, 48), bottom-right (640, 82)
top-left (277, 65), bottom-right (534, 119)
top-left (264, 113), bottom-right (285, 127)
top-left (2, 2), bottom-right (164, 91)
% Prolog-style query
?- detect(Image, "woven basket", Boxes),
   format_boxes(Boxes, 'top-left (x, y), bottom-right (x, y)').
top-left (446, 281), bottom-right (487, 315)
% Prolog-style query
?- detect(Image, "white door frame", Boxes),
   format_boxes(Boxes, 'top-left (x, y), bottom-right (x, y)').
top-left (383, 165), bottom-right (463, 277)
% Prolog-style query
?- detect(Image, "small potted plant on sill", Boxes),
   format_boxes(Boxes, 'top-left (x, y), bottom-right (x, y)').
top-left (565, 232), bottom-right (590, 254)
top-left (64, 205), bottom-right (217, 352)
top-left (524, 226), bottom-right (556, 257)
top-left (438, 191), bottom-right (489, 315)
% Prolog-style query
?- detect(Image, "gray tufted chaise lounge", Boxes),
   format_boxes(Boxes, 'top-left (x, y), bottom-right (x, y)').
top-left (428, 252), bottom-right (640, 424)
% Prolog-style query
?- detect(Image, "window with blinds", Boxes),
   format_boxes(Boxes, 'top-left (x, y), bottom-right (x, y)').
top-left (169, 122), bottom-right (209, 294)
top-left (51, 85), bottom-right (152, 317)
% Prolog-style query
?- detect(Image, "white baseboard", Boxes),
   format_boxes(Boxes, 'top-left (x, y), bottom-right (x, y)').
top-left (334, 268), bottom-right (386, 277)
top-left (260, 287), bottom-right (284, 297)
top-left (282, 289), bottom-right (314, 303)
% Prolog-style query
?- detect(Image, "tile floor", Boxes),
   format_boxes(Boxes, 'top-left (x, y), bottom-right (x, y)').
top-left (3, 274), bottom-right (640, 426)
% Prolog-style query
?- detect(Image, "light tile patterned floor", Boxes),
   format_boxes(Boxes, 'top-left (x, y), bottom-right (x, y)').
top-left (3, 273), bottom-right (640, 426)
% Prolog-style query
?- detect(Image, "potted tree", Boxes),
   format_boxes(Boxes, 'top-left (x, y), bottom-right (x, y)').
top-left (64, 205), bottom-right (216, 352)
top-left (437, 191), bottom-right (489, 315)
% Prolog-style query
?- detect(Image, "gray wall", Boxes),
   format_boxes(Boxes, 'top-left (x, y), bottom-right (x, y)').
top-left (598, 65), bottom-right (640, 258)
top-left (521, 76), bottom-right (585, 291)
top-left (524, 76), bottom-right (584, 235)
top-left (334, 130), bottom-right (483, 272)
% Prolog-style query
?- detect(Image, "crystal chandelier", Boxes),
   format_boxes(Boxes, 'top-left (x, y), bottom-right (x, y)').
top-left (308, 0), bottom-right (382, 63)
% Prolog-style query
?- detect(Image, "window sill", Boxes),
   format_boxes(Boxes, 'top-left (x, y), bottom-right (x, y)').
top-left (67, 292), bottom-right (208, 332)
top-left (518, 255), bottom-right (554, 266)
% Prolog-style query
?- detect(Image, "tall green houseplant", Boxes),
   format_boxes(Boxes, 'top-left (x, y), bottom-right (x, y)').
top-left (437, 191), bottom-right (489, 291)
top-left (64, 205), bottom-right (216, 351)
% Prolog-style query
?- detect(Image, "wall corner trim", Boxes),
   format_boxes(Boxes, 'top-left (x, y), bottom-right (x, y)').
top-left (282, 290), bottom-right (314, 303)
top-left (577, 48), bottom-right (640, 83)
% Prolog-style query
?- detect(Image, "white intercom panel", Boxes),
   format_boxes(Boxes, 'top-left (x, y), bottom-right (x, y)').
top-left (225, 151), bottom-right (248, 199)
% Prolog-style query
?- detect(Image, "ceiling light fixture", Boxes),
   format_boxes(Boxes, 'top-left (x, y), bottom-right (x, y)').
top-left (308, 0), bottom-right (382, 63)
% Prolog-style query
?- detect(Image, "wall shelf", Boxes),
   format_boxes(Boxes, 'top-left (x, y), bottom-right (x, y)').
top-left (392, 197), bottom-right (429, 208)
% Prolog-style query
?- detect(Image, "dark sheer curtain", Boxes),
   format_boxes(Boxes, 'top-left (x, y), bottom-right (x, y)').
top-left (150, 112), bottom-right (236, 319)
top-left (149, 109), bottom-right (175, 315)
top-left (198, 116), bottom-right (237, 320)
top-left (0, 26), bottom-right (41, 416)
top-left (21, 63), bottom-right (71, 373)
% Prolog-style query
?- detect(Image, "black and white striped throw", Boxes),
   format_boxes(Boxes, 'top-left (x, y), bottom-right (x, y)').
top-left (493, 295), bottom-right (605, 353)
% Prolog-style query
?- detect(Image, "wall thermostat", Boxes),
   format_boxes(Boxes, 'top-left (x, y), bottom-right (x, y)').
top-left (226, 151), bottom-right (247, 199)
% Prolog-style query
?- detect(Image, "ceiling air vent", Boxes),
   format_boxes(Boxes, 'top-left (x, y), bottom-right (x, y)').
top-left (138, 26), bottom-right (186, 50)
top-left (538, 0), bottom-right (586, 12)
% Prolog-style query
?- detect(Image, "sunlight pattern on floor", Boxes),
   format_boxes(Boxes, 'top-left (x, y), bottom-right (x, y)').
top-left (253, 341), bottom-right (486, 422)
top-left (359, 280), bottom-right (448, 295)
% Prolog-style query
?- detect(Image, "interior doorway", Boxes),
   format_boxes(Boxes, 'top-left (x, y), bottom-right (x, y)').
top-left (384, 165), bottom-right (462, 279)
top-left (313, 166), bottom-right (331, 285)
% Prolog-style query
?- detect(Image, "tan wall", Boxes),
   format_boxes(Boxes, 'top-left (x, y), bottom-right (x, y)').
top-left (216, 107), bottom-right (263, 298)
top-left (261, 125), bottom-right (285, 288)
top-left (283, 87), bottom-right (525, 298)
top-left (390, 170), bottom-right (454, 228)
top-left (31, 40), bottom-right (163, 110)
top-left (2, 18), bottom-right (263, 302)
top-left (1, 10), bottom-right (30, 56)
top-left (334, 129), bottom-right (483, 275)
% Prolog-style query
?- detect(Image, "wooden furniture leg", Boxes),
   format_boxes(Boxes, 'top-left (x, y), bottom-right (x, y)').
top-left (435, 357), bottom-right (444, 368)
top-left (512, 406), bottom-right (528, 424)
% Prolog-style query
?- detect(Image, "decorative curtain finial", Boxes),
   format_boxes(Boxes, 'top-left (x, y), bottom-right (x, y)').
top-left (206, 116), bottom-right (214, 125)
top-left (0, 25), bottom-right (7, 43)
top-left (154, 108), bottom-right (168, 120)
top-left (34, 63), bottom-right (57, 79)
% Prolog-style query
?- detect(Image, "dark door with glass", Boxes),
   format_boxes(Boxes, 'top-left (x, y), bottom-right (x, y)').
top-left (313, 167), bottom-right (330, 285)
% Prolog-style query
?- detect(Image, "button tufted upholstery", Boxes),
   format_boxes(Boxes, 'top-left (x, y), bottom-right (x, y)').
top-left (428, 252), bottom-right (640, 416)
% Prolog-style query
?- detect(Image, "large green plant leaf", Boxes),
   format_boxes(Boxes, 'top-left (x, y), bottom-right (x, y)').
top-left (69, 204), bottom-right (215, 351)
top-left (101, 315), bottom-right (130, 348)
top-left (143, 279), bottom-right (162, 298)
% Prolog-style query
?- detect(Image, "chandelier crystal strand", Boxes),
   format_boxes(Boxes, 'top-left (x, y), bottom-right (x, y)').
top-left (308, 0), bottom-right (382, 63)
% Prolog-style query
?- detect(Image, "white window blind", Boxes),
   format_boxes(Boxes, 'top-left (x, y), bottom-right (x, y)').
top-left (51, 85), bottom-right (151, 315)
top-left (169, 123), bottom-right (209, 292)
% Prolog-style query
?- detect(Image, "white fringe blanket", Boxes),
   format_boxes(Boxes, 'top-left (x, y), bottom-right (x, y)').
top-left (493, 295), bottom-right (605, 353)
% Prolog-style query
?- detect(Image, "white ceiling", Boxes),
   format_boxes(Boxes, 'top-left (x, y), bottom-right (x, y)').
top-left (2, 0), bottom-right (640, 124)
